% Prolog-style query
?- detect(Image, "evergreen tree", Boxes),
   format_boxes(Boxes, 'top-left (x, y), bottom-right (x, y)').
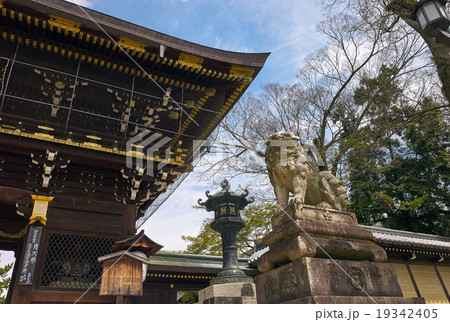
top-left (0, 262), bottom-right (13, 304)
top-left (182, 203), bottom-right (274, 256)
top-left (348, 74), bottom-right (450, 235)
top-left (177, 291), bottom-right (198, 304)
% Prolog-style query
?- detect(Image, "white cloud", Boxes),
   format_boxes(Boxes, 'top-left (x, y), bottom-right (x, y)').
top-left (140, 175), bottom-right (213, 251)
top-left (64, 0), bottom-right (95, 8)
top-left (196, 0), bottom-right (325, 85)
top-left (247, 0), bottom-right (325, 84)
top-left (0, 251), bottom-right (15, 266)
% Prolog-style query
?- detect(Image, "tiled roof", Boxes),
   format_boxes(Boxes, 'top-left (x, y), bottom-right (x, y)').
top-left (151, 250), bottom-right (258, 273)
top-left (362, 225), bottom-right (450, 252)
top-left (248, 247), bottom-right (269, 266)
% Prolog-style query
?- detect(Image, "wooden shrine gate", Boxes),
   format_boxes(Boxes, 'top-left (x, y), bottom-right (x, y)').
top-left (0, 0), bottom-right (268, 303)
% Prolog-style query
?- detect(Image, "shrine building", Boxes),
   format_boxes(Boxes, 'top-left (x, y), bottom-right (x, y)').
top-left (1, 0), bottom-right (449, 306)
top-left (0, 0), bottom-right (269, 303)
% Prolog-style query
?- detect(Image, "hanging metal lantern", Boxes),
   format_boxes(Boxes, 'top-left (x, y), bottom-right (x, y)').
top-left (412, 0), bottom-right (450, 35)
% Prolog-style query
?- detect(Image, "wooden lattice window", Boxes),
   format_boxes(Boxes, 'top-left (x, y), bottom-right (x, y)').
top-left (40, 234), bottom-right (114, 289)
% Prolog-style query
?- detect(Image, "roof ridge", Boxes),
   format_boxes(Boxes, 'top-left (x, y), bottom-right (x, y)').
top-left (362, 225), bottom-right (450, 242)
top-left (15, 0), bottom-right (270, 66)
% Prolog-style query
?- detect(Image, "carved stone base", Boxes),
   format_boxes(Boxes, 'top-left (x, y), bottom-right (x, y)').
top-left (257, 233), bottom-right (387, 272)
top-left (257, 205), bottom-right (387, 272)
top-left (271, 204), bottom-right (358, 229)
top-left (284, 296), bottom-right (425, 304)
top-left (197, 282), bottom-right (257, 304)
top-left (254, 258), bottom-right (425, 304)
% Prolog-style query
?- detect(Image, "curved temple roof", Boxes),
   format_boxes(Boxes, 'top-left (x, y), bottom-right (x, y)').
top-left (5, 0), bottom-right (269, 67)
top-left (0, 0), bottom-right (269, 219)
top-left (0, 0), bottom-right (270, 160)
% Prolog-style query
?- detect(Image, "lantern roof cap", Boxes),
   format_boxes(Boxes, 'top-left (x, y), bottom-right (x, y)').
top-left (211, 179), bottom-right (242, 198)
top-left (198, 179), bottom-right (254, 212)
top-left (412, 0), bottom-right (448, 16)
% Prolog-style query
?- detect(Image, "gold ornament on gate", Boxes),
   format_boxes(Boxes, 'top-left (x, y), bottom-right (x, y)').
top-left (29, 195), bottom-right (54, 225)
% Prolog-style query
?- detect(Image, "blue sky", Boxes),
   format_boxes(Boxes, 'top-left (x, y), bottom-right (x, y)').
top-left (0, 1), bottom-right (329, 269)
top-left (74, 0), bottom-right (325, 89)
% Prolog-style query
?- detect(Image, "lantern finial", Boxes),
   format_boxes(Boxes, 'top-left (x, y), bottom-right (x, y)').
top-left (220, 179), bottom-right (230, 189)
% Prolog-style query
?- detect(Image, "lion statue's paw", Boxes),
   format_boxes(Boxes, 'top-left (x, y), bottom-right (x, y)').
top-left (289, 196), bottom-right (305, 211)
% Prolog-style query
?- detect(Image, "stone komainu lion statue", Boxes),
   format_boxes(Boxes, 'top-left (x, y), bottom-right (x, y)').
top-left (265, 131), bottom-right (348, 211)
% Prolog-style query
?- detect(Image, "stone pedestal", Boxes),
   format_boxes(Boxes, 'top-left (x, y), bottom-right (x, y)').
top-left (197, 282), bottom-right (257, 304)
top-left (257, 205), bottom-right (387, 273)
top-left (255, 258), bottom-right (424, 304)
top-left (255, 204), bottom-right (425, 304)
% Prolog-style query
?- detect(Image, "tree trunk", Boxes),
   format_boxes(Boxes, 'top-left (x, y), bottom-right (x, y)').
top-left (388, 0), bottom-right (450, 102)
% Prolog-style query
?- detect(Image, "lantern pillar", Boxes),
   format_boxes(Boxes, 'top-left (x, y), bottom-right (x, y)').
top-left (197, 180), bottom-right (257, 303)
top-left (210, 217), bottom-right (252, 285)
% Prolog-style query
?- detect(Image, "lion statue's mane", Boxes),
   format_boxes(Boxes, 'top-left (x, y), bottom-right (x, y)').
top-left (265, 131), bottom-right (348, 211)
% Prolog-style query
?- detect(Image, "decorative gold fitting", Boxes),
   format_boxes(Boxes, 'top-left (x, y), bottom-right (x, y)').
top-left (48, 15), bottom-right (81, 34)
top-left (118, 37), bottom-right (147, 53)
top-left (229, 65), bottom-right (255, 78)
top-left (178, 53), bottom-right (204, 70)
top-left (29, 195), bottom-right (54, 226)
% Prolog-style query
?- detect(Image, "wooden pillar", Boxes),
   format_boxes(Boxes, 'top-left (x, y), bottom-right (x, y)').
top-left (122, 204), bottom-right (137, 238)
top-left (9, 193), bottom-right (48, 304)
top-left (9, 227), bottom-right (34, 304)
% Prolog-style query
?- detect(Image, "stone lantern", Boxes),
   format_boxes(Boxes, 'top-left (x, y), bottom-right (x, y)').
top-left (198, 179), bottom-right (254, 285)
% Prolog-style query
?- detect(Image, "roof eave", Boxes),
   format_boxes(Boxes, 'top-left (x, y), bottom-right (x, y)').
top-left (10, 0), bottom-right (270, 67)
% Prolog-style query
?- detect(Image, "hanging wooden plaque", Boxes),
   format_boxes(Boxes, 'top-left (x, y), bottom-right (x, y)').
top-left (18, 226), bottom-right (43, 285)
